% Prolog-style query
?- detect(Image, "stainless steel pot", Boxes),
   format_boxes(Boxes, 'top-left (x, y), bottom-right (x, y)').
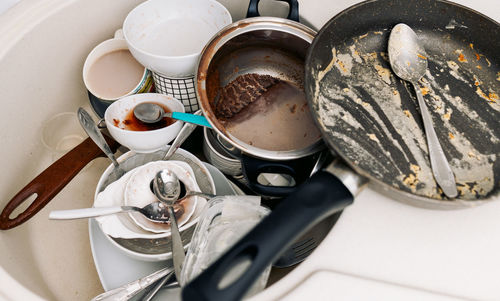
top-left (196, 4), bottom-right (325, 196)
top-left (196, 16), bottom-right (324, 161)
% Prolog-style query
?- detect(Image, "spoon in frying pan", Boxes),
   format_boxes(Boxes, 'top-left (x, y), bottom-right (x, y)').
top-left (388, 23), bottom-right (458, 198)
top-left (134, 102), bottom-right (212, 128)
top-left (48, 201), bottom-right (172, 223)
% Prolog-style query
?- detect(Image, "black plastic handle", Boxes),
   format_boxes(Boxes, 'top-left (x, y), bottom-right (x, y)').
top-left (246, 0), bottom-right (300, 22)
top-left (241, 154), bottom-right (317, 197)
top-left (181, 170), bottom-right (354, 301)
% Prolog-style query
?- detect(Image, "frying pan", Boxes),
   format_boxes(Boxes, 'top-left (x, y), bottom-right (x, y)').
top-left (182, 0), bottom-right (499, 299)
top-left (0, 134), bottom-right (120, 230)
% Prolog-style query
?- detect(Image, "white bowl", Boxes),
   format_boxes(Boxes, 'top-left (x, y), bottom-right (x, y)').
top-left (123, 160), bottom-right (199, 233)
top-left (122, 0), bottom-right (232, 77)
top-left (104, 93), bottom-right (184, 153)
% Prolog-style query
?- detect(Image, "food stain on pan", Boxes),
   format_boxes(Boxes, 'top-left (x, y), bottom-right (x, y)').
top-left (310, 30), bottom-right (499, 200)
top-left (445, 19), bottom-right (468, 30)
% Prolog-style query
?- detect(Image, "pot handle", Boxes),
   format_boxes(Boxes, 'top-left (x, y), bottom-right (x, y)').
top-left (0, 135), bottom-right (120, 230)
top-left (241, 153), bottom-right (318, 196)
top-left (246, 0), bottom-right (299, 22)
top-left (181, 170), bottom-right (354, 301)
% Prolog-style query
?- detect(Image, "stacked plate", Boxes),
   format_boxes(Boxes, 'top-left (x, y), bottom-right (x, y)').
top-left (93, 148), bottom-right (215, 261)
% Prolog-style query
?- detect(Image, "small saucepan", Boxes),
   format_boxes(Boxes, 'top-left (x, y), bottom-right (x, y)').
top-left (196, 0), bottom-right (324, 196)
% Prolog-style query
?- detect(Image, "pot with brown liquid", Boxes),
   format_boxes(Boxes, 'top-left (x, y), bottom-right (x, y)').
top-left (196, 1), bottom-right (324, 195)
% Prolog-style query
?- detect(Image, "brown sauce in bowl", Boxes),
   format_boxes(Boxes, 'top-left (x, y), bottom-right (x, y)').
top-left (113, 102), bottom-right (175, 131)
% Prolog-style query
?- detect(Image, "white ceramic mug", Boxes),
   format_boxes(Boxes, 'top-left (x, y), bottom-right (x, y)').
top-left (82, 30), bottom-right (154, 117)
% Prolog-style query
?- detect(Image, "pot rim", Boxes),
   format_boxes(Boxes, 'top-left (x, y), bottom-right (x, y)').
top-left (196, 17), bottom-right (324, 161)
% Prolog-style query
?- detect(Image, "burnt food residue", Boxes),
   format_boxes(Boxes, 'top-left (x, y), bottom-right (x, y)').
top-left (215, 73), bottom-right (280, 118)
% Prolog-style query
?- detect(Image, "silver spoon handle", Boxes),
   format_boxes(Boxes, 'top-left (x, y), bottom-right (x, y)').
top-left (91, 267), bottom-right (174, 301)
top-left (168, 205), bottom-right (185, 284)
top-left (413, 83), bottom-right (458, 198)
top-left (78, 107), bottom-right (120, 169)
top-left (162, 110), bottom-right (202, 160)
top-left (48, 206), bottom-right (129, 220)
top-left (141, 272), bottom-right (173, 301)
top-left (185, 191), bottom-right (217, 199)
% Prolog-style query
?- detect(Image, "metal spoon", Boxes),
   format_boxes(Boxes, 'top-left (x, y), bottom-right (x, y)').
top-left (162, 110), bottom-right (203, 161)
top-left (90, 266), bottom-right (174, 301)
top-left (78, 107), bottom-right (126, 179)
top-left (48, 201), bottom-right (171, 223)
top-left (388, 23), bottom-right (458, 198)
top-left (134, 102), bottom-right (212, 128)
top-left (153, 170), bottom-right (185, 284)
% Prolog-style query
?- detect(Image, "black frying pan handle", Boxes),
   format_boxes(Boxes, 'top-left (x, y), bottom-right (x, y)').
top-left (241, 154), bottom-right (315, 196)
top-left (181, 171), bottom-right (353, 301)
top-left (246, 0), bottom-right (299, 22)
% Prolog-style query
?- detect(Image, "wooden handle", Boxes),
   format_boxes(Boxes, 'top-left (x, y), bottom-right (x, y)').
top-left (0, 135), bottom-right (120, 230)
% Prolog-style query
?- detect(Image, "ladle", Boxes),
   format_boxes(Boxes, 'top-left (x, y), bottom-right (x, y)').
top-left (388, 23), bottom-right (458, 198)
top-left (153, 170), bottom-right (185, 283)
top-left (134, 102), bottom-right (212, 128)
top-left (48, 201), bottom-right (172, 223)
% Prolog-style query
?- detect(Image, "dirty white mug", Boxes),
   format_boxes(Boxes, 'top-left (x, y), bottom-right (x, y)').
top-left (83, 29), bottom-right (154, 118)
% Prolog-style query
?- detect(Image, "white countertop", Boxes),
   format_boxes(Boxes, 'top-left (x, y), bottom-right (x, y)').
top-left (254, 189), bottom-right (500, 300)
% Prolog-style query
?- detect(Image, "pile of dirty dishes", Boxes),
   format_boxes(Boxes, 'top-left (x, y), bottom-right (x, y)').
top-left (94, 149), bottom-right (216, 261)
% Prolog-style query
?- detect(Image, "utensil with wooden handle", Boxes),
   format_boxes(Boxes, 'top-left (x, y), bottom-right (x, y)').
top-left (0, 134), bottom-right (120, 230)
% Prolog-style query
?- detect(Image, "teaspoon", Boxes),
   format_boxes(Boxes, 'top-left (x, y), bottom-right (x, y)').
top-left (153, 170), bottom-right (185, 284)
top-left (49, 201), bottom-right (172, 223)
top-left (134, 102), bottom-right (212, 128)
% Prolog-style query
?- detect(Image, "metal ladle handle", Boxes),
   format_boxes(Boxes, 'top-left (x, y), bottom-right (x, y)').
top-left (77, 107), bottom-right (120, 169)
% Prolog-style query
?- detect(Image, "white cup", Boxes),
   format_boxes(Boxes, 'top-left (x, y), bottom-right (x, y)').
top-left (82, 30), bottom-right (154, 117)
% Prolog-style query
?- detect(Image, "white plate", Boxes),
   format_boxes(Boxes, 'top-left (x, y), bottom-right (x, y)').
top-left (89, 163), bottom-right (239, 293)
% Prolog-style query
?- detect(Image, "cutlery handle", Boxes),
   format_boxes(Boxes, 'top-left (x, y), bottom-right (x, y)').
top-left (91, 267), bottom-right (174, 301)
top-left (49, 206), bottom-right (124, 220)
top-left (168, 205), bottom-right (186, 284)
top-left (170, 112), bottom-right (212, 128)
top-left (0, 135), bottom-right (119, 230)
top-left (78, 107), bottom-right (120, 168)
top-left (182, 171), bottom-right (354, 301)
top-left (413, 83), bottom-right (457, 198)
top-left (163, 110), bottom-right (201, 160)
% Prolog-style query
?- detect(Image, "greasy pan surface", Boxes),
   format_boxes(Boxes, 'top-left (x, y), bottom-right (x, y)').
top-left (306, 0), bottom-right (499, 202)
